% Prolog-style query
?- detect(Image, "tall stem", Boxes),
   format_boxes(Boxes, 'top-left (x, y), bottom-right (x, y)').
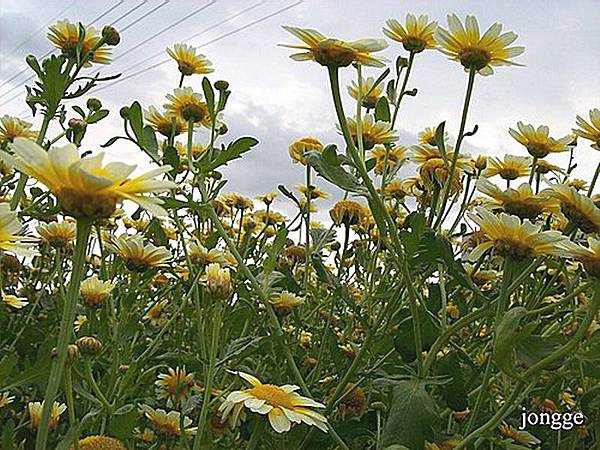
top-left (587, 161), bottom-right (600, 197)
top-left (36, 219), bottom-right (91, 450)
top-left (10, 114), bottom-right (52, 210)
top-left (390, 52), bottom-right (415, 128)
top-left (434, 68), bottom-right (476, 229)
top-left (303, 165), bottom-right (311, 292)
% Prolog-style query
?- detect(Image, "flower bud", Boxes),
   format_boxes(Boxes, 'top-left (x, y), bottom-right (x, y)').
top-left (474, 155), bottom-right (488, 170)
top-left (76, 336), bottom-right (103, 355)
top-left (119, 106), bottom-right (130, 119)
top-left (68, 118), bottom-right (87, 132)
top-left (102, 26), bottom-right (121, 46)
top-left (87, 98), bottom-right (102, 111)
top-left (202, 263), bottom-right (232, 300)
top-left (214, 80), bottom-right (229, 91)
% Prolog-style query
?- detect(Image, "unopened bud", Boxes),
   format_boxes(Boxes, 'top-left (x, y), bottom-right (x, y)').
top-left (76, 336), bottom-right (103, 355)
top-left (102, 26), bottom-right (121, 46)
top-left (214, 80), bottom-right (229, 91)
top-left (68, 118), bottom-right (87, 132)
top-left (87, 98), bottom-right (102, 111)
top-left (119, 106), bottom-right (130, 119)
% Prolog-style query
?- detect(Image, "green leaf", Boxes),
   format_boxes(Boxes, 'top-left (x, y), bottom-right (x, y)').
top-left (264, 227), bottom-right (288, 276)
top-left (381, 379), bottom-right (440, 449)
top-left (306, 148), bottom-right (367, 194)
top-left (493, 307), bottom-right (527, 377)
top-left (127, 101), bottom-right (145, 144)
top-left (204, 137), bottom-right (258, 171)
top-left (202, 76), bottom-right (215, 115)
top-left (438, 352), bottom-right (468, 411)
top-left (435, 121), bottom-right (447, 162)
top-left (1, 420), bottom-right (16, 450)
top-left (86, 109), bottom-right (109, 124)
top-left (106, 406), bottom-right (138, 440)
top-left (581, 384), bottom-right (600, 425)
top-left (100, 136), bottom-right (127, 148)
top-left (162, 145), bottom-right (180, 176)
top-left (375, 96), bottom-right (391, 122)
top-left (393, 306), bottom-right (439, 363)
top-left (72, 105), bottom-right (86, 118)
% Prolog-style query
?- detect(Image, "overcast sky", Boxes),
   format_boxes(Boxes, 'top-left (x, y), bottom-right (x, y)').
top-left (1, 0), bottom-right (599, 219)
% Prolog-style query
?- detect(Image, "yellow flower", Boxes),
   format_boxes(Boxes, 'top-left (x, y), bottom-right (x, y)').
top-left (188, 242), bottom-right (228, 266)
top-left (289, 137), bottom-right (324, 165)
top-left (221, 193), bottom-right (254, 210)
top-left (345, 114), bottom-right (398, 150)
top-left (155, 367), bottom-right (194, 404)
top-left (74, 436), bottom-right (126, 450)
top-left (544, 184), bottom-right (600, 234)
top-left (467, 207), bottom-right (572, 260)
top-left (108, 235), bottom-right (172, 272)
top-left (0, 138), bottom-right (176, 218)
top-left (418, 126), bottom-right (448, 146)
top-left (166, 43), bottom-right (213, 76)
top-left (295, 184), bottom-right (329, 200)
top-left (499, 423), bottom-right (541, 446)
top-left (122, 217), bottom-right (149, 231)
top-left (435, 14), bottom-right (524, 75)
top-left (219, 371), bottom-right (328, 433)
top-left (330, 200), bottom-right (364, 226)
top-left (370, 145), bottom-right (408, 175)
top-left (38, 220), bottom-right (77, 248)
top-left (568, 178), bottom-right (588, 191)
top-left (80, 275), bottom-right (115, 308)
top-left (573, 108), bottom-right (600, 149)
top-left (201, 263), bottom-right (232, 299)
top-left (0, 203), bottom-right (37, 256)
top-left (270, 291), bottom-right (304, 315)
top-left (256, 192), bottom-right (278, 205)
top-left (347, 76), bottom-right (384, 108)
top-left (144, 300), bottom-right (168, 325)
top-left (28, 401), bottom-right (66, 431)
top-left (383, 14), bottom-right (437, 53)
top-left (535, 159), bottom-right (564, 176)
top-left (164, 87), bottom-right (211, 126)
top-left (0, 115), bottom-right (37, 144)
top-left (255, 210), bottom-right (286, 225)
top-left (47, 20), bottom-right (111, 65)
top-left (175, 141), bottom-right (207, 160)
top-left (281, 25), bottom-right (388, 68)
top-left (566, 238), bottom-right (600, 278)
top-left (477, 178), bottom-right (554, 220)
top-left (144, 106), bottom-right (188, 137)
top-left (482, 154), bottom-right (531, 181)
top-left (74, 315), bottom-right (88, 332)
top-left (2, 294), bottom-right (28, 309)
top-left (509, 122), bottom-right (572, 158)
top-left (142, 405), bottom-right (196, 436)
top-left (384, 179), bottom-right (409, 200)
top-left (0, 392), bottom-right (15, 408)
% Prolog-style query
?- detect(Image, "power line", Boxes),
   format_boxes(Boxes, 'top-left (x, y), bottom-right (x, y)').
top-left (0, 0), bottom-right (126, 98)
top-left (109, 0), bottom-right (149, 27)
top-left (106, 0), bottom-right (266, 80)
top-left (1, 0), bottom-right (78, 60)
top-left (113, 0), bottom-right (215, 63)
top-left (120, 0), bottom-right (170, 33)
top-left (93, 0), bottom-right (302, 94)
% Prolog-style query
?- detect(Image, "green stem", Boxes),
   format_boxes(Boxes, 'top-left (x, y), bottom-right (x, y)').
top-left (193, 302), bottom-right (222, 448)
top-left (36, 219), bottom-right (91, 450)
top-left (63, 366), bottom-right (79, 450)
top-left (587, 161), bottom-right (600, 197)
top-left (434, 68), bottom-right (476, 229)
top-left (10, 113), bottom-right (52, 210)
top-left (390, 52), bottom-right (415, 128)
top-left (304, 165), bottom-right (311, 292)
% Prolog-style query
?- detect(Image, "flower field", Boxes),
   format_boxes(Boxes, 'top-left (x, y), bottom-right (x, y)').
top-left (1, 10), bottom-right (600, 450)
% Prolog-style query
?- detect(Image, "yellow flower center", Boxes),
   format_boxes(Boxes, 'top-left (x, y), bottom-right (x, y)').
top-left (458, 47), bottom-right (491, 70)
top-left (503, 199), bottom-right (543, 220)
top-left (57, 188), bottom-right (119, 219)
top-left (314, 40), bottom-right (356, 67)
top-left (499, 167), bottom-right (521, 181)
top-left (247, 384), bottom-right (295, 409)
top-left (526, 142), bottom-right (551, 158)
top-left (494, 238), bottom-right (533, 259)
top-left (402, 36), bottom-right (427, 53)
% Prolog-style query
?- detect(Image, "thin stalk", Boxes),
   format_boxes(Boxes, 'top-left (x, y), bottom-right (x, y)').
top-left (303, 165), bottom-right (311, 292)
top-left (434, 68), bottom-right (476, 230)
top-left (36, 219), bottom-right (92, 450)
top-left (390, 52), bottom-right (415, 128)
top-left (587, 161), bottom-right (600, 197)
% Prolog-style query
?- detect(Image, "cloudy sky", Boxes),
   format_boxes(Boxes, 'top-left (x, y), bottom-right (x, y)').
top-left (1, 0), bottom-right (599, 219)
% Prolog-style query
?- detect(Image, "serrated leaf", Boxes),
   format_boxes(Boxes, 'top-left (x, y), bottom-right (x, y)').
top-left (204, 136), bottom-right (258, 171)
top-left (306, 150), bottom-right (367, 194)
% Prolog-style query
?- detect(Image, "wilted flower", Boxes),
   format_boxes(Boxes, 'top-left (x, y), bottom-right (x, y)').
top-left (330, 200), bottom-right (364, 226)
top-left (219, 371), bottom-right (328, 433)
top-left (335, 384), bottom-right (367, 417)
top-left (74, 436), bottom-right (126, 450)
